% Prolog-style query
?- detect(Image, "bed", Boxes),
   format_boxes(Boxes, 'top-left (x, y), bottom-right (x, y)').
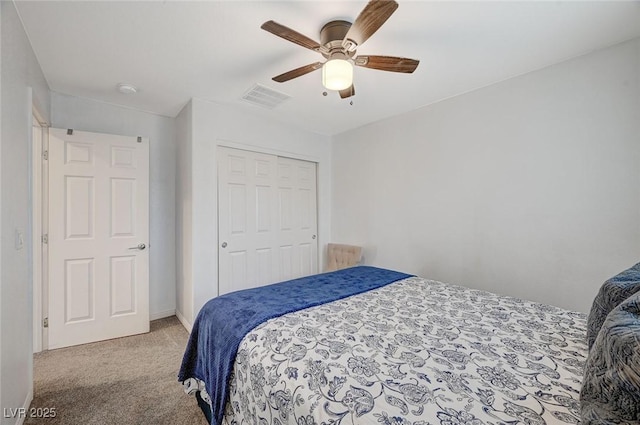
top-left (179, 266), bottom-right (596, 425)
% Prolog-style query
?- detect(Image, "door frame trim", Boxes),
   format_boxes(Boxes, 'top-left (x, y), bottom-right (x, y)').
top-left (32, 105), bottom-right (49, 353)
top-left (216, 139), bottom-right (320, 164)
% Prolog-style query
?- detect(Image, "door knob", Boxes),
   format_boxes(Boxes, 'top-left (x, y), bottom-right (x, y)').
top-left (312, 235), bottom-right (316, 239)
top-left (128, 243), bottom-right (146, 250)
top-left (221, 242), bottom-right (228, 248)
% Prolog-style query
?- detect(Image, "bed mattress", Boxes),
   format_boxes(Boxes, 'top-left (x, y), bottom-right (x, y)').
top-left (182, 271), bottom-right (587, 425)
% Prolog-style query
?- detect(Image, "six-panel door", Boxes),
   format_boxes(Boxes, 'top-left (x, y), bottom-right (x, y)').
top-left (48, 128), bottom-right (149, 349)
top-left (218, 147), bottom-right (318, 296)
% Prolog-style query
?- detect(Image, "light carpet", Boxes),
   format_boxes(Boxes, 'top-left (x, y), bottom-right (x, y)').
top-left (27, 316), bottom-right (207, 425)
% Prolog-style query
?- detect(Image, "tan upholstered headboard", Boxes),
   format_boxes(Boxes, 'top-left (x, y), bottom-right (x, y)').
top-left (325, 243), bottom-right (362, 272)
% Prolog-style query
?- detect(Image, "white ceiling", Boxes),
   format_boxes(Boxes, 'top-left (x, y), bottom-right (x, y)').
top-left (15, 1), bottom-right (640, 136)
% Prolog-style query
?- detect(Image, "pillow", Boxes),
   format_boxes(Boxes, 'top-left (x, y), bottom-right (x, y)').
top-left (580, 291), bottom-right (640, 424)
top-left (586, 262), bottom-right (640, 350)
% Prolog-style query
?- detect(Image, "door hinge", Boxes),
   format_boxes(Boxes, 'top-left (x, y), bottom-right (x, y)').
top-left (43, 317), bottom-right (49, 328)
top-left (42, 150), bottom-right (48, 160)
top-left (42, 234), bottom-right (48, 244)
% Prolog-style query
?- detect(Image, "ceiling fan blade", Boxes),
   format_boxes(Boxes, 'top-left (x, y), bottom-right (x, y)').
top-left (354, 55), bottom-right (419, 73)
top-left (272, 62), bottom-right (324, 83)
top-left (342, 0), bottom-right (398, 50)
top-left (339, 85), bottom-right (355, 99)
top-left (261, 20), bottom-right (321, 52)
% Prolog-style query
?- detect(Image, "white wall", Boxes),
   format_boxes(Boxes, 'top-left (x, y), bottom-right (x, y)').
top-left (175, 100), bottom-right (193, 327)
top-left (332, 39), bottom-right (640, 313)
top-left (1, 5), bottom-right (4, 415)
top-left (50, 92), bottom-right (177, 320)
top-left (1, 1), bottom-right (51, 422)
top-left (175, 98), bottom-right (332, 326)
top-left (1, 4), bottom-right (3, 415)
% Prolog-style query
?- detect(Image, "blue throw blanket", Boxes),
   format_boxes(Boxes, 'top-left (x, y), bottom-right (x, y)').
top-left (178, 266), bottom-right (412, 425)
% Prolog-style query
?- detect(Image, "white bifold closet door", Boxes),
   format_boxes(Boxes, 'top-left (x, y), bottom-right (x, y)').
top-left (218, 146), bottom-right (318, 296)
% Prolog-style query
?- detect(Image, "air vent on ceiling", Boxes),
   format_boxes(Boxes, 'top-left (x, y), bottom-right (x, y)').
top-left (241, 84), bottom-right (291, 109)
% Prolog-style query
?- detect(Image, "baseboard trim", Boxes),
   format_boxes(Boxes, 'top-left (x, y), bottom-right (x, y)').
top-left (150, 309), bottom-right (176, 321)
top-left (13, 388), bottom-right (33, 425)
top-left (175, 309), bottom-right (193, 333)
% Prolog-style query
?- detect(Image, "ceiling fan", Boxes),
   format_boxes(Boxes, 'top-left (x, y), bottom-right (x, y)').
top-left (261, 0), bottom-right (419, 99)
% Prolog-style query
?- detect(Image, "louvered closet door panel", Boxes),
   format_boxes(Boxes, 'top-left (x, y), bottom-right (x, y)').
top-left (218, 147), bottom-right (318, 296)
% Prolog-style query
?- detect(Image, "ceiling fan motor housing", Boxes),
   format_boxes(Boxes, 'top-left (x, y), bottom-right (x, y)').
top-left (320, 20), bottom-right (355, 56)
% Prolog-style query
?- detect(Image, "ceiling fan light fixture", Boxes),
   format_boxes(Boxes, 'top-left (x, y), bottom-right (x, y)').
top-left (322, 59), bottom-right (353, 91)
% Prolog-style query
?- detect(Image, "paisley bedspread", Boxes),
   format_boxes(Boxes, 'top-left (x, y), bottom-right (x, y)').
top-left (222, 276), bottom-right (587, 425)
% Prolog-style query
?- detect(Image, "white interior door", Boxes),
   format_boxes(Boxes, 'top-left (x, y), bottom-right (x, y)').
top-left (218, 147), bottom-right (318, 296)
top-left (277, 157), bottom-right (318, 280)
top-left (48, 128), bottom-right (149, 349)
top-left (218, 147), bottom-right (279, 295)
